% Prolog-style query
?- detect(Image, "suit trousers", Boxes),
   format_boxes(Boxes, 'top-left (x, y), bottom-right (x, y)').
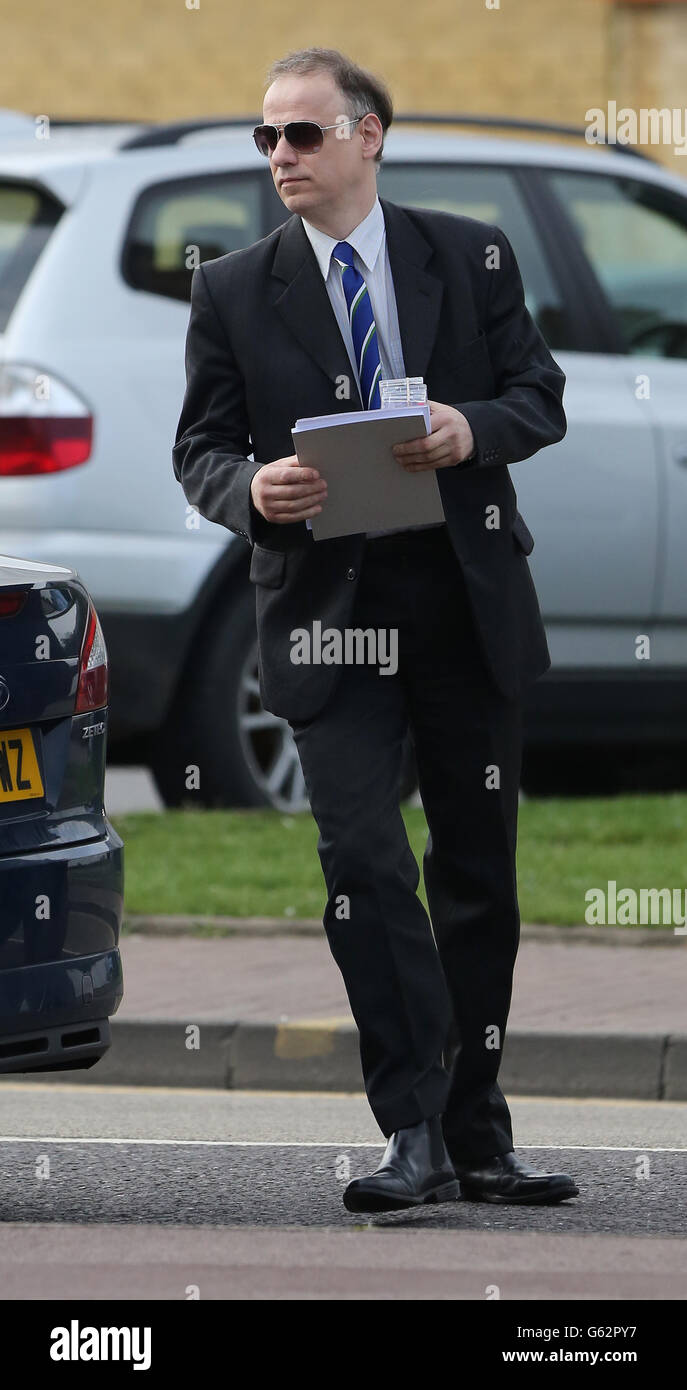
top-left (287, 522), bottom-right (523, 1159)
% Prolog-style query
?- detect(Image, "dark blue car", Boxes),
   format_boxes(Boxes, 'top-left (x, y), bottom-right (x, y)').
top-left (0, 555), bottom-right (123, 1073)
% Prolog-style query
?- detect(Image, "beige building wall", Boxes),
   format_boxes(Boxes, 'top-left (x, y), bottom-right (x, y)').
top-left (2, 0), bottom-right (686, 172)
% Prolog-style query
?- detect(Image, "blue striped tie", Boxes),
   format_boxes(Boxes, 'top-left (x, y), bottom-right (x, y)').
top-left (333, 240), bottom-right (382, 410)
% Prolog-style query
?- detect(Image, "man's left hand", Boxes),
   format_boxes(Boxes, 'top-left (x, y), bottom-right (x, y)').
top-left (392, 400), bottom-right (474, 471)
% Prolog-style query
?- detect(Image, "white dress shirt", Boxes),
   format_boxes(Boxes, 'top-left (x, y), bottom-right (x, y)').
top-left (300, 195), bottom-right (444, 539)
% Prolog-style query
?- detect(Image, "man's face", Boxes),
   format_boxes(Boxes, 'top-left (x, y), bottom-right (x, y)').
top-left (261, 72), bottom-right (380, 219)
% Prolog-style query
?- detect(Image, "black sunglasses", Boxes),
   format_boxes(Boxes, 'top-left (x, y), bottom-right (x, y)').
top-left (252, 115), bottom-right (367, 157)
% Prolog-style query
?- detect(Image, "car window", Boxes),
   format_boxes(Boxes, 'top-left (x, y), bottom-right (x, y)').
top-left (122, 173), bottom-right (263, 302)
top-left (549, 171), bottom-right (687, 359)
top-left (376, 163), bottom-right (573, 350)
top-left (0, 182), bottom-right (62, 331)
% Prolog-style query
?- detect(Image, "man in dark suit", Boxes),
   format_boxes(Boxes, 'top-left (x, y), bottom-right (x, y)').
top-left (173, 46), bottom-right (579, 1212)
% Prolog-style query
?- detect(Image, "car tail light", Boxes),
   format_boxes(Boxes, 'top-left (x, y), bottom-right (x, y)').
top-left (0, 364), bottom-right (93, 475)
top-left (0, 588), bottom-right (29, 617)
top-left (75, 602), bottom-right (108, 713)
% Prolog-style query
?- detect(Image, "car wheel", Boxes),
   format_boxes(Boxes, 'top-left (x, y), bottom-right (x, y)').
top-left (150, 588), bottom-right (309, 811)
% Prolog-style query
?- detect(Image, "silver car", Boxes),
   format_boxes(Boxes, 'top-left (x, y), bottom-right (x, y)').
top-left (1, 113), bottom-right (686, 807)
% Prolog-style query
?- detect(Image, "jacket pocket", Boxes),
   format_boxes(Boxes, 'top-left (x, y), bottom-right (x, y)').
top-left (249, 544), bottom-right (287, 587)
top-left (512, 511), bottom-right (535, 555)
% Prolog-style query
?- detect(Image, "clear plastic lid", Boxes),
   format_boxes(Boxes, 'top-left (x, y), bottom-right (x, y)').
top-left (378, 376), bottom-right (428, 408)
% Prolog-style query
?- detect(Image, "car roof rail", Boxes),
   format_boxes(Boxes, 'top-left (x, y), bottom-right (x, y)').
top-left (118, 111), bottom-right (655, 161)
top-left (395, 113), bottom-right (655, 160)
top-left (49, 117), bottom-right (144, 126)
top-left (120, 117), bottom-right (262, 149)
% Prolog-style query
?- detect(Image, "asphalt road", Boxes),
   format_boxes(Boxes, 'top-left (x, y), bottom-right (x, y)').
top-left (0, 1087), bottom-right (685, 1299)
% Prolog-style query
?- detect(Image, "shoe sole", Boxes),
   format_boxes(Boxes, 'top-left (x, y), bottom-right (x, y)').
top-left (343, 1178), bottom-right (461, 1214)
top-left (459, 1181), bottom-right (580, 1206)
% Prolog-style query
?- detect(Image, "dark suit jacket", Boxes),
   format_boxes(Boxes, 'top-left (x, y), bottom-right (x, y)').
top-left (172, 196), bottom-right (567, 721)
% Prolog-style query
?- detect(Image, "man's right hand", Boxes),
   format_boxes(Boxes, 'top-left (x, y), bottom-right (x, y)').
top-left (250, 456), bottom-right (328, 524)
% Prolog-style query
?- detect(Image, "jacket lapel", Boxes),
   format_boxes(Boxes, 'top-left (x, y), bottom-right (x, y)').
top-left (271, 214), bottom-right (363, 408)
top-left (270, 197), bottom-right (444, 401)
top-left (380, 197), bottom-right (444, 382)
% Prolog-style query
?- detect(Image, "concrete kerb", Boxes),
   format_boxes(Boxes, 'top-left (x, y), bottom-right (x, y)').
top-left (7, 1021), bottom-right (686, 1100)
top-left (121, 916), bottom-right (687, 946)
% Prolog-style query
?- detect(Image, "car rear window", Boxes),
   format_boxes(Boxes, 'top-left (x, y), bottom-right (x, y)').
top-left (0, 181), bottom-right (63, 331)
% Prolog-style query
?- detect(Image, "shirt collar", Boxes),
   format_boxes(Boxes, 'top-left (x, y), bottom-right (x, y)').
top-left (300, 195), bottom-right (385, 280)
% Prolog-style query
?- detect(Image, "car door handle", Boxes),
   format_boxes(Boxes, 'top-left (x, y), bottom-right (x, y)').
top-left (673, 445), bottom-right (687, 467)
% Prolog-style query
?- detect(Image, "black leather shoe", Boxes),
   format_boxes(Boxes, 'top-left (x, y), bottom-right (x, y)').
top-left (451, 1149), bottom-right (579, 1205)
top-left (343, 1115), bottom-right (460, 1214)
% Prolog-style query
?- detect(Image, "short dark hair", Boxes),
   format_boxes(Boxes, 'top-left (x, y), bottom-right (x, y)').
top-left (264, 47), bottom-right (393, 166)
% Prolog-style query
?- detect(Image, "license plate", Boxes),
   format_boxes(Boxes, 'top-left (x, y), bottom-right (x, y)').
top-left (0, 727), bottom-right (44, 802)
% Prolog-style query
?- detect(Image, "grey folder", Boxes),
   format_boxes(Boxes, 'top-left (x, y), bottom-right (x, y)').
top-left (292, 405), bottom-right (445, 541)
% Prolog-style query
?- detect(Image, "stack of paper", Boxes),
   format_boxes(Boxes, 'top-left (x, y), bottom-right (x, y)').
top-left (291, 404), bottom-right (445, 541)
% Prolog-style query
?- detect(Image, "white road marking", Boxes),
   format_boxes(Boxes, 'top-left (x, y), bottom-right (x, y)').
top-left (0, 1135), bottom-right (685, 1152)
top-left (0, 1084), bottom-right (685, 1109)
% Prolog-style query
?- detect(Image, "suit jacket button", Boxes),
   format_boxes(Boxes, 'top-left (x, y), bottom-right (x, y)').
top-left (346, 567), bottom-right (356, 580)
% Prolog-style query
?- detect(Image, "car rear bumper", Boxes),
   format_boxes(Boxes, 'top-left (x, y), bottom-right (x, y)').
top-left (0, 1006), bottom-right (117, 1073)
top-left (0, 824), bottom-right (123, 970)
top-left (0, 947), bottom-right (122, 1072)
top-left (0, 827), bottom-right (124, 1071)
